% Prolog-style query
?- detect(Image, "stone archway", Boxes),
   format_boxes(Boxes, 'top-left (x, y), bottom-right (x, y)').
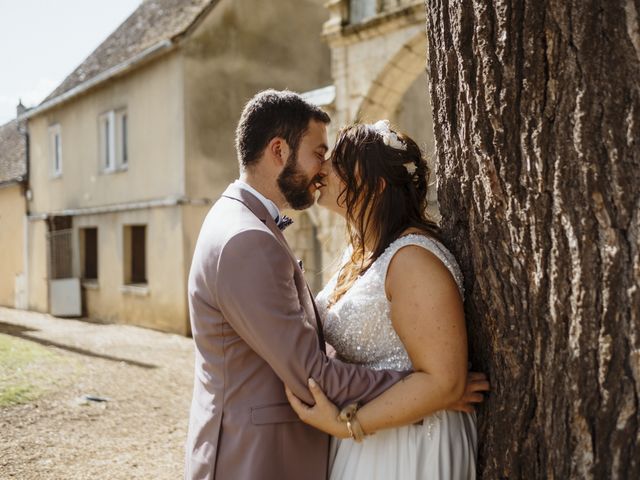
top-left (322, 2), bottom-right (435, 172)
top-left (355, 31), bottom-right (427, 123)
top-left (323, 1), bottom-right (429, 127)
top-left (325, 7), bottom-right (438, 219)
top-left (301, 1), bottom-right (438, 283)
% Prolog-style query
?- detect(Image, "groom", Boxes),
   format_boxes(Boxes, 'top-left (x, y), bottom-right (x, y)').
top-left (185, 90), bottom-right (485, 480)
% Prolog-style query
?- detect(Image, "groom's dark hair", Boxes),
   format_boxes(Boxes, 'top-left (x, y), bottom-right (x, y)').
top-left (235, 89), bottom-right (331, 168)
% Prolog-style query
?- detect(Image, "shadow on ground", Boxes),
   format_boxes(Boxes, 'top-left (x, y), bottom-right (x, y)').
top-left (0, 321), bottom-right (157, 369)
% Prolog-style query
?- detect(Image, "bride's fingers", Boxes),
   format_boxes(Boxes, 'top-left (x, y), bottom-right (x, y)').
top-left (468, 379), bottom-right (490, 393)
top-left (285, 386), bottom-right (308, 416)
top-left (468, 372), bottom-right (488, 381)
top-left (450, 401), bottom-right (475, 414)
top-left (308, 378), bottom-right (330, 406)
top-left (467, 393), bottom-right (484, 403)
top-left (472, 380), bottom-right (490, 392)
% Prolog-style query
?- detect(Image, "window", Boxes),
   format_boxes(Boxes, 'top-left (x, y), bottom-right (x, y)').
top-left (121, 113), bottom-right (128, 166)
top-left (99, 109), bottom-right (128, 172)
top-left (350, 0), bottom-right (378, 23)
top-left (99, 111), bottom-right (114, 171)
top-left (48, 124), bottom-right (62, 177)
top-left (123, 225), bottom-right (146, 285)
top-left (80, 228), bottom-right (98, 281)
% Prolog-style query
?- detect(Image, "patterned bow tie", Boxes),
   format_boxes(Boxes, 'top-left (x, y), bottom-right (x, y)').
top-left (276, 215), bottom-right (294, 231)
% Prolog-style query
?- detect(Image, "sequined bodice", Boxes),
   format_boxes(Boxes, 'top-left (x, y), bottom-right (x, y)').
top-left (316, 234), bottom-right (464, 371)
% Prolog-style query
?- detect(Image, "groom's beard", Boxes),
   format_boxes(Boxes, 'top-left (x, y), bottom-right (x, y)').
top-left (277, 152), bottom-right (316, 210)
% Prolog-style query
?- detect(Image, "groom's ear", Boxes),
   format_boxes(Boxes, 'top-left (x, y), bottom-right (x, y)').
top-left (266, 137), bottom-right (290, 168)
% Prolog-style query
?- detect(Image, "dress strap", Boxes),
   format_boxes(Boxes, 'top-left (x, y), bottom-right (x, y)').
top-left (380, 234), bottom-right (465, 298)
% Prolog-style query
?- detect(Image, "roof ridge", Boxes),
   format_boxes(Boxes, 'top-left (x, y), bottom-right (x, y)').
top-left (34, 0), bottom-right (215, 114)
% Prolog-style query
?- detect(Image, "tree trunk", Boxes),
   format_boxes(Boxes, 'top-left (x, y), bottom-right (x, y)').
top-left (424, 1), bottom-right (640, 478)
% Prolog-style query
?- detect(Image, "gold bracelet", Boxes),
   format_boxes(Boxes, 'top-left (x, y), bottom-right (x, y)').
top-left (349, 414), bottom-right (366, 442)
top-left (345, 419), bottom-right (355, 440)
top-left (338, 403), bottom-right (366, 442)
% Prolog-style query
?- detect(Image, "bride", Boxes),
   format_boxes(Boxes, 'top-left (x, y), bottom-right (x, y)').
top-left (285, 121), bottom-right (482, 479)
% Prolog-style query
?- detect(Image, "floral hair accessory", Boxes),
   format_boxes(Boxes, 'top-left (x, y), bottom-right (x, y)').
top-left (404, 162), bottom-right (417, 175)
top-left (370, 120), bottom-right (417, 176)
top-left (371, 120), bottom-right (406, 151)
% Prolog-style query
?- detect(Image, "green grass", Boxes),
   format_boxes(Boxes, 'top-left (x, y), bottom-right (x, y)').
top-left (0, 333), bottom-right (69, 407)
top-left (0, 383), bottom-right (36, 406)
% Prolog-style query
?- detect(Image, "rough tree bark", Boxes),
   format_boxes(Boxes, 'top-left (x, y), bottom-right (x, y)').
top-left (425, 1), bottom-right (640, 478)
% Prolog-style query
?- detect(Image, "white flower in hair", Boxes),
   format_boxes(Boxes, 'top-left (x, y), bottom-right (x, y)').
top-left (371, 120), bottom-right (406, 151)
top-left (404, 162), bottom-right (417, 175)
top-left (371, 120), bottom-right (417, 176)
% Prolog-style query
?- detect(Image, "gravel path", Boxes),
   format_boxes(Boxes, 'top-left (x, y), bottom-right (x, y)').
top-left (0, 307), bottom-right (194, 479)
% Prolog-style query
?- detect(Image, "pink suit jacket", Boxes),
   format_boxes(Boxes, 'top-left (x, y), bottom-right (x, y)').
top-left (184, 182), bottom-right (406, 479)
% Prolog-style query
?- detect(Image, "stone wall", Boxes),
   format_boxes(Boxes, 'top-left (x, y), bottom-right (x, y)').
top-left (302, 0), bottom-right (438, 288)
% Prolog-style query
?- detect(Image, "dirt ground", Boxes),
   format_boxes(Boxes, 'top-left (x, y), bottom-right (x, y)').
top-left (0, 307), bottom-right (194, 479)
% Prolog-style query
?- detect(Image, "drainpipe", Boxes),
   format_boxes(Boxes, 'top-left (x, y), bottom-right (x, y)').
top-left (17, 102), bottom-right (31, 309)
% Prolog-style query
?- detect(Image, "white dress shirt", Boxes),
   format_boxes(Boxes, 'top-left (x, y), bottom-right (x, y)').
top-left (234, 180), bottom-right (281, 222)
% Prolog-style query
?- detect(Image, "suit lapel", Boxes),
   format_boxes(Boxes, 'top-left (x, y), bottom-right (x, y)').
top-left (222, 183), bottom-right (299, 266)
top-left (221, 183), bottom-right (323, 343)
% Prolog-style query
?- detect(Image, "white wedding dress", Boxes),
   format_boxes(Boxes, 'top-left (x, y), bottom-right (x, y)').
top-left (316, 234), bottom-right (477, 480)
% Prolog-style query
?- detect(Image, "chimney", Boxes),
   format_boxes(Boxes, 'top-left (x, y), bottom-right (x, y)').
top-left (16, 99), bottom-right (28, 117)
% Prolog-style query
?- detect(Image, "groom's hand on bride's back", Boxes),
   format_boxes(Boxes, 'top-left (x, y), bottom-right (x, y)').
top-left (448, 372), bottom-right (490, 413)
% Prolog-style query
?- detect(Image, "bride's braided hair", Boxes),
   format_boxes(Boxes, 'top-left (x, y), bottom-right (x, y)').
top-left (329, 123), bottom-right (440, 306)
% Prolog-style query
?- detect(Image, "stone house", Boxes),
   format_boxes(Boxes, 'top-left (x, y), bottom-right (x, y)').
top-left (20, 0), bottom-right (332, 334)
top-left (3, 0), bottom-right (437, 335)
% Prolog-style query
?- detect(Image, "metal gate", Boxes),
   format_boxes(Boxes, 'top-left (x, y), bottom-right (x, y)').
top-left (48, 228), bottom-right (73, 279)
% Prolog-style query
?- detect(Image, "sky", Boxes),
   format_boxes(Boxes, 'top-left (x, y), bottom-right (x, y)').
top-left (0, 0), bottom-right (142, 125)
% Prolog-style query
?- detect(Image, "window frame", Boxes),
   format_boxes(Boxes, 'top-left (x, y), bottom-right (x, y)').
top-left (120, 111), bottom-right (128, 167)
top-left (48, 123), bottom-right (63, 178)
top-left (99, 108), bottom-right (128, 173)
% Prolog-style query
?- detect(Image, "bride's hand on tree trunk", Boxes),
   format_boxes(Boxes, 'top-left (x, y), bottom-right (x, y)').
top-left (448, 372), bottom-right (490, 413)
